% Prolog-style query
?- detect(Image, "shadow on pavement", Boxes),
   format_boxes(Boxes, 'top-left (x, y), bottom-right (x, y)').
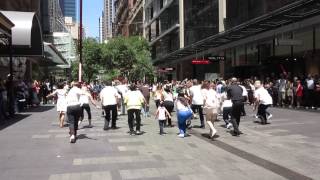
top-left (0, 114), bottom-right (31, 131)
top-left (77, 134), bottom-right (98, 140)
top-left (23, 105), bottom-right (55, 113)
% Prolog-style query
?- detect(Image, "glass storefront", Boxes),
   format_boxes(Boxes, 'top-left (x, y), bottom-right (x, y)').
top-left (184, 0), bottom-right (219, 46)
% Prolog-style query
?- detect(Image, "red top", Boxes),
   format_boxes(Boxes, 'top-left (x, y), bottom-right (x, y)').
top-left (296, 83), bottom-right (303, 97)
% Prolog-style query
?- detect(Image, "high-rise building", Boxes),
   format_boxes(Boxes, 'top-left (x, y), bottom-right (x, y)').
top-left (103, 0), bottom-right (115, 41)
top-left (99, 12), bottom-right (104, 43)
top-left (145, 0), bottom-right (320, 80)
top-left (59, 0), bottom-right (77, 22)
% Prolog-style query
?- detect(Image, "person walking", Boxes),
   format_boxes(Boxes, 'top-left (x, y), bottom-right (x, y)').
top-left (46, 82), bottom-right (67, 128)
top-left (100, 81), bottom-right (120, 130)
top-left (227, 78), bottom-right (244, 136)
top-left (124, 84), bottom-right (145, 135)
top-left (253, 80), bottom-right (273, 125)
top-left (139, 83), bottom-right (151, 117)
top-left (65, 82), bottom-right (86, 143)
top-left (153, 85), bottom-right (163, 108)
top-left (202, 82), bottom-right (219, 139)
top-left (189, 79), bottom-right (205, 128)
top-left (155, 101), bottom-right (171, 135)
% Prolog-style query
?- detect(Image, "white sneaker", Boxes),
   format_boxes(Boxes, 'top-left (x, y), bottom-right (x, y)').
top-left (226, 123), bottom-right (233, 129)
top-left (69, 135), bottom-right (75, 143)
top-left (211, 129), bottom-right (217, 137)
top-left (267, 114), bottom-right (273, 120)
top-left (78, 120), bottom-right (82, 126)
top-left (254, 115), bottom-right (259, 119)
top-left (178, 134), bottom-right (184, 138)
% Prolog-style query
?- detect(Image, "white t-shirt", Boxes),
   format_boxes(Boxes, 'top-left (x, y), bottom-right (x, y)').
top-left (189, 85), bottom-right (204, 105)
top-left (100, 86), bottom-right (120, 106)
top-left (202, 89), bottom-right (218, 109)
top-left (176, 100), bottom-right (189, 111)
top-left (240, 85), bottom-right (248, 97)
top-left (255, 87), bottom-right (273, 105)
top-left (116, 84), bottom-right (128, 97)
top-left (66, 87), bottom-right (82, 106)
top-left (306, 79), bottom-right (314, 89)
top-left (157, 106), bottom-right (167, 120)
top-left (163, 91), bottom-right (174, 102)
top-left (79, 94), bottom-right (89, 104)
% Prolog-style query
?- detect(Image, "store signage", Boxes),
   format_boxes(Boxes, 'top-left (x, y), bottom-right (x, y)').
top-left (207, 56), bottom-right (225, 61)
top-left (276, 39), bottom-right (302, 46)
top-left (192, 59), bottom-right (211, 65)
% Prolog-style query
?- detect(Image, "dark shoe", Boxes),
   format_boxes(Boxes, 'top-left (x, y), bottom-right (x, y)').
top-left (103, 127), bottom-right (109, 131)
top-left (129, 131), bottom-right (136, 136)
top-left (111, 126), bottom-right (119, 130)
top-left (199, 125), bottom-right (205, 129)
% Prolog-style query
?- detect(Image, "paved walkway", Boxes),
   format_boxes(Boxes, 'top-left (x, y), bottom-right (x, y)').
top-left (0, 104), bottom-right (319, 180)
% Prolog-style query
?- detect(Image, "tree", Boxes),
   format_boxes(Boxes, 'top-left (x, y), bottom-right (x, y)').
top-left (100, 36), bottom-right (154, 82)
top-left (82, 38), bottom-right (102, 82)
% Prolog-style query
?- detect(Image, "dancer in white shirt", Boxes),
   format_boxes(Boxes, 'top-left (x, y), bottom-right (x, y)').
top-left (47, 82), bottom-right (67, 128)
top-left (254, 80), bottom-right (273, 125)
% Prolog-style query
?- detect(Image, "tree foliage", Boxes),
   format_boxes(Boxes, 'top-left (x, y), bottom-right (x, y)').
top-left (71, 36), bottom-right (154, 82)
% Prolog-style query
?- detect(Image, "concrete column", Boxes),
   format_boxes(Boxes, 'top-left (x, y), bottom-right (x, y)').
top-left (179, 0), bottom-right (184, 48)
top-left (218, 0), bottom-right (226, 32)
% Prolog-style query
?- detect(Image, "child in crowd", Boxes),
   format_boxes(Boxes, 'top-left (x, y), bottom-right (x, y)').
top-left (155, 101), bottom-right (171, 135)
top-left (220, 91), bottom-right (233, 129)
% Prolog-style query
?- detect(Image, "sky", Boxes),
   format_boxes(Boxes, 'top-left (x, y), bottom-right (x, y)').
top-left (78, 0), bottom-right (103, 38)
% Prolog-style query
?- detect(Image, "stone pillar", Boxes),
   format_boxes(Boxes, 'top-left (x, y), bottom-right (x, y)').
top-left (179, 0), bottom-right (184, 48)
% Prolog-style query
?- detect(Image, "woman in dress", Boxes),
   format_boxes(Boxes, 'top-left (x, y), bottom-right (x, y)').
top-left (47, 82), bottom-right (67, 128)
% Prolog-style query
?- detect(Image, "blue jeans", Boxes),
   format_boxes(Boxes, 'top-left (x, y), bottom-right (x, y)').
top-left (177, 110), bottom-right (193, 135)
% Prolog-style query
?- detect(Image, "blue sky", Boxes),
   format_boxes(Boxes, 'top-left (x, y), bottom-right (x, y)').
top-left (78, 0), bottom-right (103, 38)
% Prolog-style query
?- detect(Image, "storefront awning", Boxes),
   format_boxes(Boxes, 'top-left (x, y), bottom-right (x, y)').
top-left (43, 42), bottom-right (68, 66)
top-left (0, 12), bottom-right (14, 37)
top-left (0, 11), bottom-right (43, 57)
top-left (154, 0), bottom-right (320, 65)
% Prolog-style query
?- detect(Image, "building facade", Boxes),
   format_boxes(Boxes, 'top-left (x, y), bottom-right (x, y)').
top-left (103, 0), bottom-right (115, 41)
top-left (146, 0), bottom-right (320, 80)
top-left (59, 0), bottom-right (77, 22)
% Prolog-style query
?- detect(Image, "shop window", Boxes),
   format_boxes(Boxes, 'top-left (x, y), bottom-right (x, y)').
top-left (275, 33), bottom-right (291, 56)
top-left (316, 26), bottom-right (320, 50)
top-left (247, 43), bottom-right (259, 65)
top-left (293, 28), bottom-right (313, 53)
top-left (236, 45), bottom-right (246, 66)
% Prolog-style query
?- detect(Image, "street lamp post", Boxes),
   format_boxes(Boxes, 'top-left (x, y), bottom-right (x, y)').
top-left (79, 0), bottom-right (83, 82)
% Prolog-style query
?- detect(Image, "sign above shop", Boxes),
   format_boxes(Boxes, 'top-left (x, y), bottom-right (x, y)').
top-left (192, 59), bottom-right (211, 65)
top-left (207, 56), bottom-right (225, 61)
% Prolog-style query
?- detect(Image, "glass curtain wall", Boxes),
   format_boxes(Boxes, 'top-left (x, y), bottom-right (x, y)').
top-left (184, 0), bottom-right (219, 46)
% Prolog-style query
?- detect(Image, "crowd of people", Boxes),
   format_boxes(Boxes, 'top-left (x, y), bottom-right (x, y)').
top-left (1, 72), bottom-right (319, 143)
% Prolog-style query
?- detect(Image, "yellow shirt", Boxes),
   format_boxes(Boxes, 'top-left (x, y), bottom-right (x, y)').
top-left (124, 90), bottom-right (145, 110)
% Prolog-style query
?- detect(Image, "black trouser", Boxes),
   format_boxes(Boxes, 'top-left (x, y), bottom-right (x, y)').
top-left (127, 109), bottom-right (141, 132)
top-left (163, 101), bottom-right (174, 126)
top-left (80, 103), bottom-right (91, 120)
top-left (231, 101), bottom-right (243, 134)
top-left (191, 104), bottom-right (204, 127)
top-left (67, 105), bottom-right (82, 136)
top-left (223, 107), bottom-right (232, 125)
top-left (241, 96), bottom-right (247, 116)
top-left (306, 89), bottom-right (315, 107)
top-left (257, 104), bottom-right (270, 124)
top-left (103, 104), bottom-right (117, 128)
top-left (155, 100), bottom-right (160, 108)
